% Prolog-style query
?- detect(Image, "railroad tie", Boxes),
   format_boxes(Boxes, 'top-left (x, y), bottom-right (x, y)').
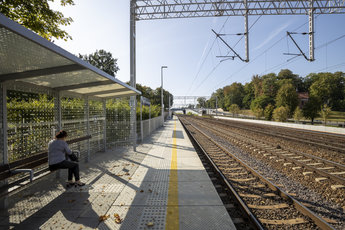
top-left (331, 185), bottom-right (345, 190)
top-left (330, 171), bottom-right (345, 175)
top-left (238, 193), bottom-right (261, 198)
top-left (315, 177), bottom-right (328, 182)
top-left (231, 177), bottom-right (256, 182)
top-left (298, 159), bottom-right (312, 162)
top-left (307, 163), bottom-right (323, 166)
top-left (292, 167), bottom-right (302, 170)
top-left (316, 167), bottom-right (334, 170)
top-left (247, 203), bottom-right (289, 209)
top-left (259, 218), bottom-right (307, 225)
top-left (290, 156), bottom-right (303, 159)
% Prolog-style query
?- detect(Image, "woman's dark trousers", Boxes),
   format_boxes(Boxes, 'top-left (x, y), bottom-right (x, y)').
top-left (49, 160), bottom-right (80, 181)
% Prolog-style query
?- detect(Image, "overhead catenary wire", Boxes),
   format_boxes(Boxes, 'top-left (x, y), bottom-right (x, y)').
top-left (185, 16), bottom-right (231, 95)
top-left (209, 15), bottom-right (321, 92)
top-left (190, 15), bottom-right (262, 95)
top-left (260, 32), bottom-right (345, 75)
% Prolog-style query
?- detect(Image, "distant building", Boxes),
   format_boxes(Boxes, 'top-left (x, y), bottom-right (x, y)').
top-left (298, 92), bottom-right (309, 108)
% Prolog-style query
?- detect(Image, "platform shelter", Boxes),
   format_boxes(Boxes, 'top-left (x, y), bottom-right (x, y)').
top-left (0, 13), bottom-right (152, 188)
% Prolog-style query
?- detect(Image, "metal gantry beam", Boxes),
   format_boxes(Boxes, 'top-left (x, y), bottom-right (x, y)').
top-left (135, 0), bottom-right (345, 20)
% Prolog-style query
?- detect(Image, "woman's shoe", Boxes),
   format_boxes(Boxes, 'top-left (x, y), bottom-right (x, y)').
top-left (66, 182), bottom-right (75, 188)
top-left (76, 181), bottom-right (85, 186)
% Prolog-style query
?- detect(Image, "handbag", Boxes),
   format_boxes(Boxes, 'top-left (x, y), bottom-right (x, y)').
top-left (68, 151), bottom-right (79, 162)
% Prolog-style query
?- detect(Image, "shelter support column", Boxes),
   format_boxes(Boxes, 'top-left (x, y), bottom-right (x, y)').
top-left (130, 0), bottom-right (137, 151)
top-left (54, 91), bottom-right (62, 179)
top-left (1, 83), bottom-right (7, 165)
top-left (149, 104), bottom-right (151, 135)
top-left (0, 83), bottom-right (8, 209)
top-left (140, 96), bottom-right (143, 142)
top-left (103, 99), bottom-right (107, 152)
top-left (85, 96), bottom-right (90, 162)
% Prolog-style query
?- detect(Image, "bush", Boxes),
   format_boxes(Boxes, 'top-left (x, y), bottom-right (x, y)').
top-left (264, 104), bottom-right (274, 121)
top-left (273, 106), bottom-right (289, 122)
top-left (229, 104), bottom-right (240, 117)
top-left (320, 104), bottom-right (331, 124)
top-left (293, 107), bottom-right (303, 122)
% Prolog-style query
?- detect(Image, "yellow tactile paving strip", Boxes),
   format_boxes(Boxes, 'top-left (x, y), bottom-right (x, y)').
top-left (166, 121), bottom-right (179, 230)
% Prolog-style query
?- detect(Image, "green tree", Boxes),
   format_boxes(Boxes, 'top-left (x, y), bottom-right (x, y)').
top-left (229, 104), bottom-right (240, 117)
top-left (242, 82), bottom-right (255, 109)
top-left (320, 104), bottom-right (332, 124)
top-left (309, 72), bottom-right (345, 111)
top-left (303, 96), bottom-right (321, 124)
top-left (197, 97), bottom-right (207, 108)
top-left (250, 95), bottom-right (274, 113)
top-left (264, 104), bottom-right (274, 121)
top-left (273, 106), bottom-right (289, 122)
top-left (79, 50), bottom-right (120, 77)
top-left (253, 107), bottom-right (264, 118)
top-left (223, 82), bottom-right (245, 108)
top-left (277, 69), bottom-right (305, 91)
top-left (262, 73), bottom-right (278, 98)
top-left (275, 83), bottom-right (298, 116)
top-left (293, 107), bottom-right (303, 122)
top-left (0, 0), bottom-right (74, 41)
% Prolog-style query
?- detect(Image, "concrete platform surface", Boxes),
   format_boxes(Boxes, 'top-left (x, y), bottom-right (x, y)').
top-left (0, 117), bottom-right (235, 230)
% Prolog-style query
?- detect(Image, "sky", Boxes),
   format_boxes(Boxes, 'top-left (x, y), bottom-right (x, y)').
top-left (50, 0), bottom-right (345, 97)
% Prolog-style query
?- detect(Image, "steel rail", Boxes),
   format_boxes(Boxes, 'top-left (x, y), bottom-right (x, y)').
top-left (181, 117), bottom-right (335, 230)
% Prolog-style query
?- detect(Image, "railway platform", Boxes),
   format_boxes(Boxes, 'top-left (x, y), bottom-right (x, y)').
top-left (0, 117), bottom-right (235, 230)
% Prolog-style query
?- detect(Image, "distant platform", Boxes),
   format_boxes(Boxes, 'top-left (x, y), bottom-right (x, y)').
top-left (0, 117), bottom-right (235, 230)
top-left (215, 116), bottom-right (345, 135)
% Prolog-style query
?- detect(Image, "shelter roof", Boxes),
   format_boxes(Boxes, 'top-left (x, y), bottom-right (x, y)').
top-left (0, 13), bottom-right (140, 98)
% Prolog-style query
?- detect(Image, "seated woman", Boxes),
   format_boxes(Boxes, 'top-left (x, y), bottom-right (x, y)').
top-left (48, 130), bottom-right (85, 187)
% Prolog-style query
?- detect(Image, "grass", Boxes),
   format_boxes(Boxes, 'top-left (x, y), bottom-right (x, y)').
top-left (316, 111), bottom-right (345, 122)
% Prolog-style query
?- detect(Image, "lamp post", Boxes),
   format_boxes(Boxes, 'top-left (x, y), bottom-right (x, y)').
top-left (161, 66), bottom-right (168, 125)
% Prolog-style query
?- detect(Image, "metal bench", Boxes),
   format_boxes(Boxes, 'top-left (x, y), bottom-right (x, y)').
top-left (0, 135), bottom-right (91, 193)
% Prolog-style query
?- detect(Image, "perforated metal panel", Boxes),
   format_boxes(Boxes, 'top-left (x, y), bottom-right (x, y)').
top-left (89, 99), bottom-right (105, 153)
top-left (0, 28), bottom-right (73, 75)
top-left (106, 98), bottom-right (132, 148)
top-left (6, 84), bottom-right (57, 162)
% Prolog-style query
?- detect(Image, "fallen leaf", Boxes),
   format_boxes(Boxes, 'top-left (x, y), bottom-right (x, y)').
top-left (68, 200), bottom-right (75, 203)
top-left (140, 190), bottom-right (144, 193)
top-left (114, 213), bottom-right (122, 224)
top-left (125, 172), bottom-right (130, 175)
top-left (128, 177), bottom-right (132, 180)
top-left (99, 214), bottom-right (110, 222)
top-left (148, 189), bottom-right (152, 193)
top-left (147, 222), bottom-right (154, 227)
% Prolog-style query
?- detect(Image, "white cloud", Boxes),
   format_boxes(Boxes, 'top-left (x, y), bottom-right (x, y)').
top-left (254, 21), bottom-right (292, 51)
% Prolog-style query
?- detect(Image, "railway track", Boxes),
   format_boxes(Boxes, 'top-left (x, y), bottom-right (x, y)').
top-left (211, 117), bottom-right (345, 155)
top-left (189, 117), bottom-right (345, 187)
top-left (179, 116), bottom-right (334, 230)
